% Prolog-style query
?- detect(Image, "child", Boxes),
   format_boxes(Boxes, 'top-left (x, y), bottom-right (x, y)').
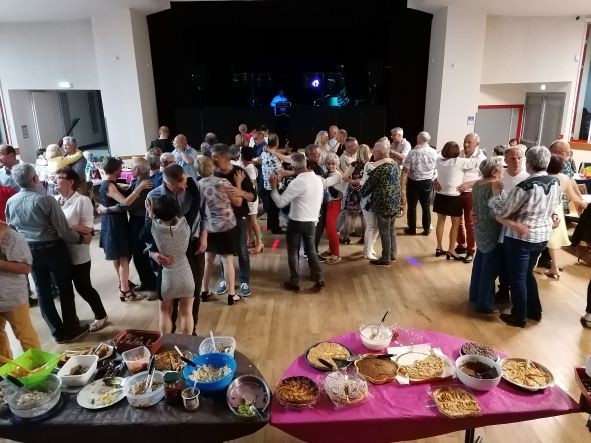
top-left (148, 195), bottom-right (194, 335)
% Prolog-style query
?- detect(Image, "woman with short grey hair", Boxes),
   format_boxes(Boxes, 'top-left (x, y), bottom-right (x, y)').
top-left (488, 146), bottom-right (561, 327)
top-left (468, 157), bottom-right (505, 314)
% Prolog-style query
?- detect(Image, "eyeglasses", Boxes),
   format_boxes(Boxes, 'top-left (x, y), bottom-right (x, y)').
top-left (56, 176), bottom-right (69, 180)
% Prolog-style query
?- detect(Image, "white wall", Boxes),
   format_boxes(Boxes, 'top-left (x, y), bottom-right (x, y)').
top-left (7, 90), bottom-right (36, 163)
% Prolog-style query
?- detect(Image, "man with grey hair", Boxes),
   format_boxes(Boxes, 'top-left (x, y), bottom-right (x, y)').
top-left (62, 137), bottom-right (87, 186)
top-left (160, 152), bottom-right (176, 169)
top-left (402, 131), bottom-right (437, 235)
top-left (0, 144), bottom-right (20, 191)
top-left (270, 152), bottom-right (325, 292)
top-left (390, 127), bottom-right (411, 163)
top-left (488, 146), bottom-right (560, 327)
top-left (360, 142), bottom-right (401, 266)
top-left (5, 163), bottom-right (91, 343)
top-left (172, 134), bottom-right (198, 181)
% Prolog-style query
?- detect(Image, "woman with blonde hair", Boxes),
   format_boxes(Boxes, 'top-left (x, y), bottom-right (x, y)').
top-left (341, 143), bottom-right (370, 244)
top-left (319, 153), bottom-right (344, 264)
top-left (314, 130), bottom-right (331, 169)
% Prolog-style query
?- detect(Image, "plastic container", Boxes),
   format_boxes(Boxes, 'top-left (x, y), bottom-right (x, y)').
top-left (56, 355), bottom-right (98, 387)
top-left (113, 329), bottom-right (163, 354)
top-left (7, 374), bottom-right (62, 418)
top-left (455, 355), bottom-right (502, 391)
top-left (123, 370), bottom-right (165, 408)
top-left (122, 346), bottom-right (150, 374)
top-left (199, 336), bottom-right (236, 358)
top-left (0, 349), bottom-right (61, 388)
top-left (182, 353), bottom-right (237, 393)
top-left (359, 324), bottom-right (394, 351)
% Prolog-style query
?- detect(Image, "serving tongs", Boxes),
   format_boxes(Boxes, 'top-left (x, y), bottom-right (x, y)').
top-left (145, 355), bottom-right (156, 392)
top-left (174, 346), bottom-right (197, 368)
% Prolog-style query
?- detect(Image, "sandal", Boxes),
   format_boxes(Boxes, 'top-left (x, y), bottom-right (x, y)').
top-left (228, 293), bottom-right (241, 306)
top-left (249, 243), bottom-right (264, 255)
top-left (201, 291), bottom-right (215, 302)
top-left (119, 290), bottom-right (144, 302)
top-left (320, 250), bottom-right (332, 257)
top-left (435, 248), bottom-right (445, 257)
top-left (544, 270), bottom-right (560, 280)
top-left (325, 256), bottom-right (342, 265)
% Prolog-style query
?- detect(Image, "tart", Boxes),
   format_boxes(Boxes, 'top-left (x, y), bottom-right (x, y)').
top-left (433, 386), bottom-right (481, 418)
top-left (306, 342), bottom-right (351, 370)
top-left (397, 352), bottom-right (444, 380)
top-left (275, 376), bottom-right (319, 406)
top-left (354, 355), bottom-right (398, 384)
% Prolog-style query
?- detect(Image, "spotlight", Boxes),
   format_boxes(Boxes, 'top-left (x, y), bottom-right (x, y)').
top-left (311, 78), bottom-right (320, 88)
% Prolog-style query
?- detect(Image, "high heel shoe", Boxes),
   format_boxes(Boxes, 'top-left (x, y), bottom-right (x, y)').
top-left (119, 289), bottom-right (144, 302)
top-left (544, 270), bottom-right (560, 280)
top-left (446, 252), bottom-right (462, 261)
top-left (435, 248), bottom-right (445, 257)
top-left (249, 242), bottom-right (264, 255)
top-left (227, 293), bottom-right (241, 305)
top-left (339, 237), bottom-right (351, 245)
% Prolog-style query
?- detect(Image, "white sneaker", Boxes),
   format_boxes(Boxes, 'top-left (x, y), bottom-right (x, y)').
top-left (365, 254), bottom-right (378, 260)
top-left (89, 317), bottom-right (107, 332)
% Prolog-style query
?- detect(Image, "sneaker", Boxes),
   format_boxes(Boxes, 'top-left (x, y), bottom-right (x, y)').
top-left (325, 256), bottom-right (342, 265)
top-left (240, 283), bottom-right (252, 297)
top-left (214, 280), bottom-right (228, 296)
top-left (369, 258), bottom-right (392, 267)
top-left (463, 253), bottom-right (474, 263)
top-left (365, 254), bottom-right (378, 260)
top-left (316, 254), bottom-right (327, 263)
top-left (89, 317), bottom-right (108, 332)
top-left (283, 281), bottom-right (300, 292)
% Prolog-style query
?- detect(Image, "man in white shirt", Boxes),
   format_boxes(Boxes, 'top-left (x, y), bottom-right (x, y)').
top-left (270, 152), bottom-right (325, 293)
top-left (455, 132), bottom-right (487, 263)
top-left (328, 125), bottom-right (339, 150)
top-left (502, 145), bottom-right (529, 193)
top-left (390, 127), bottom-right (412, 164)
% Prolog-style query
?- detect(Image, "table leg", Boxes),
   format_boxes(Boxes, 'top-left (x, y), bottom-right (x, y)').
top-left (464, 428), bottom-right (475, 443)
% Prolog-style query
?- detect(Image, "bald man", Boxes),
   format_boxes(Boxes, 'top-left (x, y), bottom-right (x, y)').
top-left (455, 132), bottom-right (486, 263)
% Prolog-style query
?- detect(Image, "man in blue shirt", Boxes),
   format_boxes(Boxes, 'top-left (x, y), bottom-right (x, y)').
top-left (172, 134), bottom-right (198, 181)
top-left (0, 144), bottom-right (20, 191)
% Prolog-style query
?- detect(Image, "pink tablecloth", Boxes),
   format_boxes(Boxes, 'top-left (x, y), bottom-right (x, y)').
top-left (270, 329), bottom-right (580, 443)
top-left (120, 170), bottom-right (134, 184)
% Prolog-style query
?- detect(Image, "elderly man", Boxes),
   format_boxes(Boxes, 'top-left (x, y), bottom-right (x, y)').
top-left (303, 144), bottom-right (328, 262)
top-left (5, 163), bottom-right (91, 343)
top-left (62, 137), bottom-right (87, 184)
top-left (0, 144), bottom-right (20, 191)
top-left (149, 126), bottom-right (173, 153)
top-left (402, 131), bottom-right (438, 235)
top-left (146, 164), bottom-right (209, 333)
top-left (455, 133), bottom-right (487, 263)
top-left (339, 137), bottom-right (358, 172)
top-left (390, 127), bottom-right (412, 164)
top-left (160, 152), bottom-right (176, 169)
top-left (211, 144), bottom-right (257, 298)
top-left (334, 129), bottom-right (348, 156)
top-left (489, 146), bottom-right (560, 328)
top-left (360, 142), bottom-right (401, 267)
top-left (171, 134), bottom-right (198, 181)
top-left (328, 125), bottom-right (339, 150)
top-left (270, 152), bottom-right (325, 292)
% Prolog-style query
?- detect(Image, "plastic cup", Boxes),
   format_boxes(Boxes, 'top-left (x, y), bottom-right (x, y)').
top-left (181, 387), bottom-right (200, 411)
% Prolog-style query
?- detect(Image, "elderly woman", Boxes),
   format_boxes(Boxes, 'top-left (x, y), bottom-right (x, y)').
top-left (320, 153), bottom-right (344, 264)
top-left (55, 168), bottom-right (108, 331)
top-left (314, 130), bottom-right (331, 169)
top-left (489, 146), bottom-right (561, 327)
top-left (433, 141), bottom-right (480, 260)
top-left (340, 143), bottom-right (370, 244)
top-left (160, 152), bottom-right (176, 168)
top-left (468, 158), bottom-right (505, 314)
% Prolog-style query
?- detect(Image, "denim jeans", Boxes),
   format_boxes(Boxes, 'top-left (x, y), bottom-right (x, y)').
top-left (504, 237), bottom-right (546, 321)
top-left (129, 215), bottom-right (157, 289)
top-left (286, 220), bottom-right (322, 285)
top-left (376, 213), bottom-right (396, 261)
top-left (219, 217), bottom-right (250, 285)
top-left (406, 178), bottom-right (432, 232)
top-left (468, 246), bottom-right (501, 312)
top-left (497, 242), bottom-right (510, 293)
top-left (30, 240), bottom-right (79, 340)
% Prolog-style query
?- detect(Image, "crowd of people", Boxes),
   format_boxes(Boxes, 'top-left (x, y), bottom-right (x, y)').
top-left (0, 121), bottom-right (589, 357)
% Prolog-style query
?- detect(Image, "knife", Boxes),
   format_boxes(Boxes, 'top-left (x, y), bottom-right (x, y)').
top-left (179, 355), bottom-right (198, 368)
top-left (335, 353), bottom-right (395, 362)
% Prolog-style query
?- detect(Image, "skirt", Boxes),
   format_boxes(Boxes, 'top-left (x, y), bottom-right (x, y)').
top-left (433, 193), bottom-right (462, 217)
top-left (547, 204), bottom-right (570, 249)
top-left (207, 226), bottom-right (239, 255)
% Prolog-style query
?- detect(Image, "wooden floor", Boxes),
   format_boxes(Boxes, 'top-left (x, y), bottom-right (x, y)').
top-left (7, 214), bottom-right (591, 443)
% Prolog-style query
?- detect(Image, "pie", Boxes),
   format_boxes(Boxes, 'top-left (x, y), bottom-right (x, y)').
top-left (460, 342), bottom-right (498, 361)
top-left (306, 342), bottom-right (350, 370)
top-left (433, 387), bottom-right (481, 418)
top-left (355, 356), bottom-right (398, 384)
top-left (397, 352), bottom-right (444, 380)
top-left (502, 359), bottom-right (553, 388)
top-left (276, 376), bottom-right (319, 406)
top-left (154, 350), bottom-right (191, 372)
top-left (324, 371), bottom-right (369, 406)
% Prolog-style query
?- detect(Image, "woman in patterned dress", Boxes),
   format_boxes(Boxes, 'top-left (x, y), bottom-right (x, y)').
top-left (341, 143), bottom-right (371, 244)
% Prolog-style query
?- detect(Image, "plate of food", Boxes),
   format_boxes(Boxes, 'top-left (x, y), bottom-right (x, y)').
top-left (305, 342), bottom-right (352, 371)
top-left (77, 377), bottom-right (126, 409)
top-left (396, 351), bottom-right (447, 382)
top-left (275, 376), bottom-right (319, 408)
top-left (59, 344), bottom-right (114, 367)
top-left (432, 386), bottom-right (481, 418)
top-left (460, 342), bottom-right (500, 362)
top-left (500, 358), bottom-right (554, 391)
top-left (154, 350), bottom-right (192, 372)
top-left (354, 354), bottom-right (399, 384)
top-left (323, 371), bottom-right (369, 407)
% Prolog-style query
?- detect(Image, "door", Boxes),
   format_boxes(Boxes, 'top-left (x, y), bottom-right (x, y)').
top-left (31, 91), bottom-right (65, 149)
top-left (521, 93), bottom-right (565, 147)
top-left (475, 106), bottom-right (522, 157)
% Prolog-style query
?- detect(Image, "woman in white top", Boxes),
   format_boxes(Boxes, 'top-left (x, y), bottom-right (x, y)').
top-left (314, 130), bottom-right (331, 169)
top-left (433, 142), bottom-right (480, 260)
top-left (55, 168), bottom-right (107, 332)
top-left (320, 153), bottom-right (344, 264)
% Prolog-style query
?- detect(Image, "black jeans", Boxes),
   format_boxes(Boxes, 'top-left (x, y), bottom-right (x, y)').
top-left (286, 220), bottom-right (322, 285)
top-left (376, 213), bottom-right (397, 261)
top-left (407, 178), bottom-right (432, 233)
top-left (30, 240), bottom-right (79, 340)
top-left (586, 280), bottom-right (591, 313)
top-left (219, 217), bottom-right (250, 285)
top-left (72, 261), bottom-right (107, 320)
top-left (171, 238), bottom-right (205, 334)
top-left (130, 215), bottom-right (157, 289)
top-left (314, 202), bottom-right (327, 252)
top-left (261, 189), bottom-right (280, 232)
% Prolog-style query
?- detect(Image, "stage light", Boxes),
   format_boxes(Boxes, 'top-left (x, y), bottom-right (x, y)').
top-left (311, 78), bottom-right (320, 88)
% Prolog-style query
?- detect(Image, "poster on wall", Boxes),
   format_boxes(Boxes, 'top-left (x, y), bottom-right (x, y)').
top-left (21, 125), bottom-right (29, 139)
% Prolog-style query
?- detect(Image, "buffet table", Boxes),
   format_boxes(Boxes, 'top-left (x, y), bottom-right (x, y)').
top-left (270, 329), bottom-right (580, 443)
top-left (120, 169), bottom-right (135, 184)
top-left (0, 334), bottom-right (268, 443)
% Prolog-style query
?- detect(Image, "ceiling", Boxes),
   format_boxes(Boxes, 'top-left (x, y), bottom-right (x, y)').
top-left (409, 0), bottom-right (591, 16)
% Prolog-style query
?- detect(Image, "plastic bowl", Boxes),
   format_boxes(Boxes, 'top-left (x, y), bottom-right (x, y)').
top-left (122, 346), bottom-right (150, 374)
top-left (359, 324), bottom-right (394, 351)
top-left (57, 355), bottom-right (98, 387)
top-left (199, 336), bottom-right (236, 358)
top-left (123, 370), bottom-right (165, 408)
top-left (0, 349), bottom-right (61, 387)
top-left (182, 353), bottom-right (237, 393)
top-left (7, 374), bottom-right (62, 418)
top-left (455, 355), bottom-right (502, 391)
